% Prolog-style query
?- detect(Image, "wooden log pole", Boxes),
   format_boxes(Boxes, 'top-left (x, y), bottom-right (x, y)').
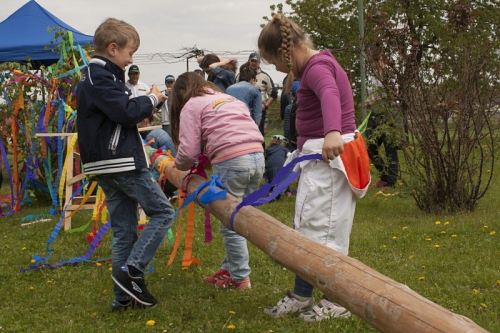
top-left (162, 160), bottom-right (488, 333)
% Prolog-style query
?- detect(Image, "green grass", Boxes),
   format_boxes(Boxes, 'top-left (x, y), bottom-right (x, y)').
top-left (0, 131), bottom-right (499, 332)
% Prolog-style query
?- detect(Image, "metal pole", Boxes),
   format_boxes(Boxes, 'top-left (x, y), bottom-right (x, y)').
top-left (358, 0), bottom-right (367, 119)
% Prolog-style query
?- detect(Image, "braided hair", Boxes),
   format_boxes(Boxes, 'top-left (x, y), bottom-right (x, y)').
top-left (258, 14), bottom-right (311, 93)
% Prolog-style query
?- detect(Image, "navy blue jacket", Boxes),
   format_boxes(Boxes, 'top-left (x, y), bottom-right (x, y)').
top-left (265, 144), bottom-right (290, 170)
top-left (76, 56), bottom-right (159, 175)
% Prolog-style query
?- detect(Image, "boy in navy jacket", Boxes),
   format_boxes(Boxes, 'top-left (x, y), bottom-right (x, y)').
top-left (76, 18), bottom-right (172, 310)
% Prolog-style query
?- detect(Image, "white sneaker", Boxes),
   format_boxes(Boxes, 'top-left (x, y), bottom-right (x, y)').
top-left (263, 290), bottom-right (314, 318)
top-left (299, 299), bottom-right (351, 322)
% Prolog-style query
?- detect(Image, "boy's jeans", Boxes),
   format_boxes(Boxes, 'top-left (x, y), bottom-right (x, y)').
top-left (212, 152), bottom-right (265, 281)
top-left (96, 168), bottom-right (174, 301)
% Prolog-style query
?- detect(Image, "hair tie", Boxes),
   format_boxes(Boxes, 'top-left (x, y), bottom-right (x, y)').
top-left (287, 62), bottom-right (293, 71)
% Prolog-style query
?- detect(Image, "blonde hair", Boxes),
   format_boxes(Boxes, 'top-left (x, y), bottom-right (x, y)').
top-left (93, 18), bottom-right (140, 54)
top-left (258, 14), bottom-right (312, 93)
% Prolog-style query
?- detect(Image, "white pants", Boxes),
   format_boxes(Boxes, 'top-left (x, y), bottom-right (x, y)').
top-left (291, 135), bottom-right (357, 255)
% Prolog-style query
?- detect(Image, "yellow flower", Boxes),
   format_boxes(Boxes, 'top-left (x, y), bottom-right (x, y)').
top-left (47, 280), bottom-right (53, 284)
top-left (96, 262), bottom-right (102, 267)
top-left (31, 259), bottom-right (35, 263)
top-left (497, 280), bottom-right (500, 286)
top-left (91, 312), bottom-right (97, 317)
top-left (434, 244), bottom-right (440, 248)
top-left (402, 226), bottom-right (408, 230)
top-left (483, 225), bottom-right (489, 229)
top-left (29, 286), bottom-right (35, 291)
top-left (473, 289), bottom-right (479, 295)
top-left (422, 266), bottom-right (426, 269)
top-left (181, 267), bottom-right (188, 271)
top-left (22, 247), bottom-right (27, 250)
top-left (418, 276), bottom-right (425, 281)
top-left (227, 325), bottom-right (236, 329)
top-left (452, 234), bottom-right (457, 238)
top-left (146, 320), bottom-right (155, 326)
top-left (435, 221), bottom-right (441, 225)
top-left (440, 231), bottom-right (446, 235)
top-left (109, 267), bottom-right (112, 271)
top-left (103, 289), bottom-right (107, 294)
top-left (229, 311), bottom-right (236, 315)
top-left (409, 255), bottom-right (414, 259)
top-left (444, 221), bottom-right (450, 225)
top-left (382, 245), bottom-right (387, 248)
top-left (425, 238), bottom-right (432, 241)
top-left (392, 236), bottom-right (397, 240)
top-left (490, 231), bottom-right (496, 235)
top-left (481, 303), bottom-right (487, 308)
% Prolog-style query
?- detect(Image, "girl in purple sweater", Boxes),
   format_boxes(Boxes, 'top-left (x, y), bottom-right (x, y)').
top-left (258, 14), bottom-right (370, 322)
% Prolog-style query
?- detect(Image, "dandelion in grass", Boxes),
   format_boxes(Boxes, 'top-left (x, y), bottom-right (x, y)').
top-left (452, 234), bottom-right (457, 238)
top-left (481, 303), bottom-right (487, 308)
top-left (146, 320), bottom-right (155, 326)
top-left (497, 280), bottom-right (500, 286)
top-left (227, 325), bottom-right (236, 329)
top-left (490, 231), bottom-right (496, 235)
top-left (229, 311), bottom-right (236, 315)
top-left (483, 225), bottom-right (488, 229)
top-left (434, 244), bottom-right (440, 248)
top-left (402, 226), bottom-right (408, 230)
top-left (473, 289), bottom-right (479, 295)
top-left (47, 280), bottom-right (53, 284)
top-left (425, 237), bottom-right (432, 241)
top-left (382, 245), bottom-right (387, 248)
top-left (181, 267), bottom-right (188, 271)
top-left (103, 289), bottom-right (107, 294)
top-left (444, 221), bottom-right (450, 225)
top-left (418, 276), bottom-right (425, 281)
top-left (392, 236), bottom-right (397, 240)
top-left (435, 221), bottom-right (441, 225)
top-left (96, 262), bottom-right (102, 267)
top-left (441, 231), bottom-right (446, 235)
top-left (409, 255), bottom-right (414, 259)
top-left (91, 312), bottom-right (97, 317)
top-left (22, 247), bottom-right (26, 250)
top-left (422, 266), bottom-right (426, 269)
top-left (29, 286), bottom-right (34, 291)
top-left (31, 259), bottom-right (35, 263)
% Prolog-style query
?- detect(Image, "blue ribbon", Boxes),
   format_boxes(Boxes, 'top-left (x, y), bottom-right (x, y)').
top-left (173, 175), bottom-right (227, 219)
top-left (229, 153), bottom-right (323, 230)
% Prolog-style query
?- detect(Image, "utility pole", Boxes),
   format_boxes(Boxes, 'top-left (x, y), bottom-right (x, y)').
top-left (358, 0), bottom-right (367, 120)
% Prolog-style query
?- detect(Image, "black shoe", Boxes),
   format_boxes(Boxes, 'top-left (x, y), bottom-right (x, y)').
top-left (111, 299), bottom-right (146, 311)
top-left (112, 266), bottom-right (158, 307)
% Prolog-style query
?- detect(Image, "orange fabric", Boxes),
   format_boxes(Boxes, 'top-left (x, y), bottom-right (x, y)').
top-left (181, 201), bottom-right (201, 267)
top-left (340, 133), bottom-right (371, 190)
top-left (167, 193), bottom-right (184, 266)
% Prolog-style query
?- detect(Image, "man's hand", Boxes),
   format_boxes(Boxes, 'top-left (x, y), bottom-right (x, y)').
top-left (322, 130), bottom-right (344, 163)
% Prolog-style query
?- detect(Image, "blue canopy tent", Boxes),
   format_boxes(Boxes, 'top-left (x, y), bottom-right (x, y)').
top-left (0, 0), bottom-right (93, 67)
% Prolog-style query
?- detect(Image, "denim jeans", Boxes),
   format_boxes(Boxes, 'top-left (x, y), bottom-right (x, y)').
top-left (212, 152), bottom-right (265, 281)
top-left (96, 168), bottom-right (174, 301)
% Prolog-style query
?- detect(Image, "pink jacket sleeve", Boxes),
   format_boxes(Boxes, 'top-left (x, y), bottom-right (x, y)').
top-left (174, 101), bottom-right (203, 171)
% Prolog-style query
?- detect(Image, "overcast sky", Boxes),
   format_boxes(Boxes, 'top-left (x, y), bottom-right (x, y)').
top-left (2, 0), bottom-right (291, 89)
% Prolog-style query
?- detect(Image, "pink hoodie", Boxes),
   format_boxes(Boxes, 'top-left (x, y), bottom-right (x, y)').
top-left (175, 91), bottom-right (264, 171)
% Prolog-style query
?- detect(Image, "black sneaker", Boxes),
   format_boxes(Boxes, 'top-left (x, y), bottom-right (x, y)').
top-left (112, 266), bottom-right (158, 307)
top-left (111, 299), bottom-right (146, 311)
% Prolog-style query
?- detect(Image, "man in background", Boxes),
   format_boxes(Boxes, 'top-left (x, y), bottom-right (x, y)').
top-left (247, 52), bottom-right (278, 137)
top-left (126, 65), bottom-right (149, 97)
top-left (160, 75), bottom-right (175, 135)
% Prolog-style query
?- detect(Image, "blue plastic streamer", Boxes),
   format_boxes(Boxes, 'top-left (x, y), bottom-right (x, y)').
top-left (173, 175), bottom-right (227, 219)
top-left (229, 153), bottom-right (323, 230)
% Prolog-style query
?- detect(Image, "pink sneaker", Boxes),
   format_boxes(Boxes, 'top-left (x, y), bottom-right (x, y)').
top-left (215, 277), bottom-right (251, 290)
top-left (202, 269), bottom-right (230, 284)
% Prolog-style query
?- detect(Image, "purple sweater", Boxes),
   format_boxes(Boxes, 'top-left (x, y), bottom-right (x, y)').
top-left (296, 50), bottom-right (356, 150)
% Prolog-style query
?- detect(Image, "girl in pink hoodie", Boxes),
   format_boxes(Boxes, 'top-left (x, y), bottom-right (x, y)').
top-left (170, 72), bottom-right (264, 290)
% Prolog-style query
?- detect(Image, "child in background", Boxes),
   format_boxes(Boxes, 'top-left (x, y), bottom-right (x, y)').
top-left (258, 14), bottom-right (370, 322)
top-left (76, 18), bottom-right (173, 310)
top-left (170, 72), bottom-right (264, 290)
top-left (197, 54), bottom-right (237, 92)
top-left (265, 135), bottom-right (292, 199)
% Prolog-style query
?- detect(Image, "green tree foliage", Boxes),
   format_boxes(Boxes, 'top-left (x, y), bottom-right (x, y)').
top-left (267, 1), bottom-right (500, 213)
